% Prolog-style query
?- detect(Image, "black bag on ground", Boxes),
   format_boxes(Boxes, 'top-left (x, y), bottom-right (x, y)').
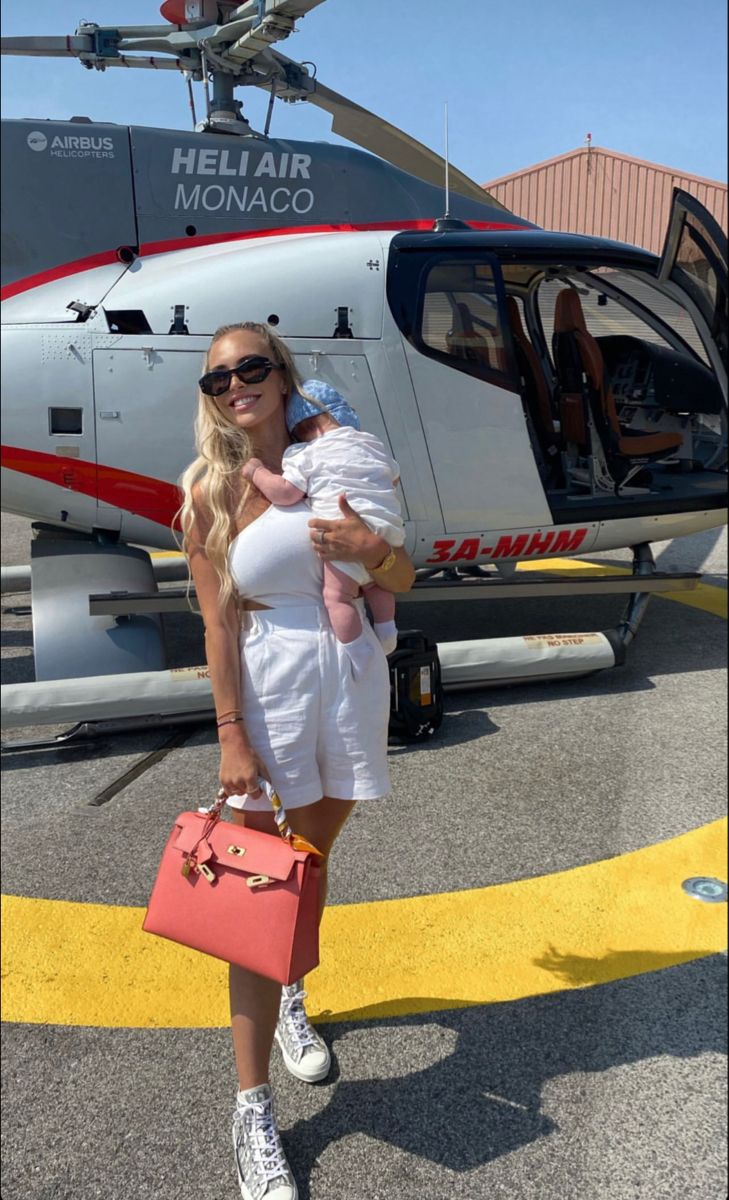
top-left (387, 630), bottom-right (444, 743)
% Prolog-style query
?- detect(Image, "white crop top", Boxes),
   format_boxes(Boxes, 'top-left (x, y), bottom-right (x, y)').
top-left (228, 501), bottom-right (323, 608)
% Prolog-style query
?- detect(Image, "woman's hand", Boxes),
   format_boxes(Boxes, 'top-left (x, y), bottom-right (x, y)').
top-left (218, 725), bottom-right (268, 799)
top-left (309, 494), bottom-right (388, 568)
top-left (309, 494), bottom-right (415, 592)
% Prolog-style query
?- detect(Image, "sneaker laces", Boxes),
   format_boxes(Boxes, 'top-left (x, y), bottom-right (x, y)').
top-left (279, 986), bottom-right (318, 1052)
top-left (235, 1098), bottom-right (290, 1192)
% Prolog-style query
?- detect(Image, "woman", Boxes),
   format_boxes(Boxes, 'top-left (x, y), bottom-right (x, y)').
top-left (179, 321), bottom-right (415, 1200)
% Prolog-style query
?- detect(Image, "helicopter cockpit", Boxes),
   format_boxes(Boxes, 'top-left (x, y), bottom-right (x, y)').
top-left (386, 226), bottom-right (727, 522)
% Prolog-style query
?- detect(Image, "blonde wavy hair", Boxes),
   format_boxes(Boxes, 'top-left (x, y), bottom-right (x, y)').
top-left (177, 321), bottom-right (313, 614)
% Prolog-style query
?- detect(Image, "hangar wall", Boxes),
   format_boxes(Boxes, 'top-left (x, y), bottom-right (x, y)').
top-left (483, 145), bottom-right (727, 254)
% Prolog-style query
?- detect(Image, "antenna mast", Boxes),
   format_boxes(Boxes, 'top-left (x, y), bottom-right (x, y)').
top-left (444, 102), bottom-right (450, 217)
top-left (432, 100), bottom-right (470, 231)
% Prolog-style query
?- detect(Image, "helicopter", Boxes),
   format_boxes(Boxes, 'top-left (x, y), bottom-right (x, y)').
top-left (0, 0), bottom-right (727, 724)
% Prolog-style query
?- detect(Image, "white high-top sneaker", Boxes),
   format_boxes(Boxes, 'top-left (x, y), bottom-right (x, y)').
top-left (232, 1084), bottom-right (298, 1200)
top-left (275, 981), bottom-right (331, 1083)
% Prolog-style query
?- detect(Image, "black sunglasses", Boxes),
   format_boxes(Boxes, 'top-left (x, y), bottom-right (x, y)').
top-left (199, 355), bottom-right (281, 397)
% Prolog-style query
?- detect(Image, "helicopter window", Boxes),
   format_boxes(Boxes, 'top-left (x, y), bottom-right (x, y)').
top-left (420, 260), bottom-right (509, 376)
top-left (386, 249), bottom-right (518, 390)
top-left (669, 208), bottom-right (726, 356)
top-left (584, 268), bottom-right (710, 364)
top-left (535, 275), bottom-right (701, 361)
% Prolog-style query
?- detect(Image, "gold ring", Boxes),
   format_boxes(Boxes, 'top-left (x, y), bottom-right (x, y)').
top-left (319, 529), bottom-right (326, 545)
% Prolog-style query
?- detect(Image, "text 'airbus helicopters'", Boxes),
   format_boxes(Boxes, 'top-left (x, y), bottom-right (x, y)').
top-left (1, 0), bottom-right (727, 735)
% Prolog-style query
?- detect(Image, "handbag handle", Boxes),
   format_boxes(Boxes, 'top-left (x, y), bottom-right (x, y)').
top-left (210, 779), bottom-right (323, 857)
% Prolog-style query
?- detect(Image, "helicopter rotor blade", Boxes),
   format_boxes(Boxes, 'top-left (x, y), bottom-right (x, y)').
top-left (0, 35), bottom-right (94, 58)
top-left (224, 0), bottom-right (327, 26)
top-left (0, 35), bottom-right (196, 73)
top-left (267, 58), bottom-right (504, 209)
top-left (206, 0), bottom-right (327, 68)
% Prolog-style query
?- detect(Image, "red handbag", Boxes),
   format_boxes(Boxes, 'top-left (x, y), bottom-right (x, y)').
top-left (143, 781), bottom-right (323, 985)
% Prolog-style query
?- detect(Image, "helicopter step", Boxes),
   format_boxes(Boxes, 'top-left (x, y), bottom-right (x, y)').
top-left (82, 568), bottom-right (700, 616)
top-left (27, 528), bottom-right (167, 682)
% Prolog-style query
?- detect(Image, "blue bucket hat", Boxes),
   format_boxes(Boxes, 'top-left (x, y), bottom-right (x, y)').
top-left (286, 379), bottom-right (361, 434)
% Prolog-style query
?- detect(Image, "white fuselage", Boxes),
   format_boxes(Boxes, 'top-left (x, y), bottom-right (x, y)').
top-left (1, 230), bottom-right (726, 567)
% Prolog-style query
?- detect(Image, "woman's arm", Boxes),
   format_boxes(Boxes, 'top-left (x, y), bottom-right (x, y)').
top-left (367, 544), bottom-right (416, 594)
top-left (187, 490), bottom-right (266, 797)
top-left (309, 494), bottom-right (416, 594)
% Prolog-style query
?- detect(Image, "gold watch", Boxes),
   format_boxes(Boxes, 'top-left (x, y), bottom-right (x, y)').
top-left (373, 547), bottom-right (397, 572)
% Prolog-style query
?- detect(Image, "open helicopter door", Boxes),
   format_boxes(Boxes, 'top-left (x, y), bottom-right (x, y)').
top-left (655, 188), bottom-right (728, 396)
top-left (386, 240), bottom-right (571, 548)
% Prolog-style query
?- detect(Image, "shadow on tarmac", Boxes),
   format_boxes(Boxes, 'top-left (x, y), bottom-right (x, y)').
top-left (287, 954), bottom-right (727, 1193)
top-left (0, 629), bottom-right (33, 648)
top-left (0, 953), bottom-right (725, 1197)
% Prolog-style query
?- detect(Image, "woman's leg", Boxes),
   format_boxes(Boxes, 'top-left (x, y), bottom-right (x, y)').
top-left (227, 797), bottom-right (355, 1088)
top-left (228, 808), bottom-right (283, 1090)
top-left (275, 797), bottom-right (356, 1082)
top-left (287, 794), bottom-right (357, 918)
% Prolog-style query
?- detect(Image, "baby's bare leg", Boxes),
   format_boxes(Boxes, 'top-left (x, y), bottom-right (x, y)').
top-left (322, 562), bottom-right (363, 643)
top-left (361, 581), bottom-right (395, 625)
top-left (362, 581), bottom-right (398, 654)
top-left (322, 563), bottom-right (374, 678)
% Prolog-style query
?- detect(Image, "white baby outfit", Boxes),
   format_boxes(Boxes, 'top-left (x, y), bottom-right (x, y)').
top-left (280, 426), bottom-right (405, 587)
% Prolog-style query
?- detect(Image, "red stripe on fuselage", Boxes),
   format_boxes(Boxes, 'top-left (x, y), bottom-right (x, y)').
top-left (0, 250), bottom-right (122, 300)
top-left (1, 220), bottom-right (528, 300)
top-left (137, 219), bottom-right (527, 258)
top-left (1, 445), bottom-right (182, 530)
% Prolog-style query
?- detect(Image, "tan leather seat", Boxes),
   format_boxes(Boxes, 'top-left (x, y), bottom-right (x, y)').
top-left (446, 302), bottom-right (505, 372)
top-left (552, 288), bottom-right (682, 460)
top-left (505, 297), bottom-right (560, 460)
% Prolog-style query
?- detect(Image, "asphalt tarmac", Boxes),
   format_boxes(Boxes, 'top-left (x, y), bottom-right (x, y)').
top-left (1, 513), bottom-right (727, 1200)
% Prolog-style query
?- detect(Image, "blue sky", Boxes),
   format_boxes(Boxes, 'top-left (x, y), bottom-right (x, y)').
top-left (1, 0), bottom-right (726, 184)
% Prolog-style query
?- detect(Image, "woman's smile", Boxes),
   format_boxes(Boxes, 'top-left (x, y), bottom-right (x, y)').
top-left (229, 391), bottom-right (262, 411)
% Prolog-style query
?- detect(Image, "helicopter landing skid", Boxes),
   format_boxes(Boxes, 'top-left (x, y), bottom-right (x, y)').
top-left (0, 544), bottom-right (695, 741)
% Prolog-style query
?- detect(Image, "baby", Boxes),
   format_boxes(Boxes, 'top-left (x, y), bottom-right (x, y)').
top-left (242, 379), bottom-right (405, 677)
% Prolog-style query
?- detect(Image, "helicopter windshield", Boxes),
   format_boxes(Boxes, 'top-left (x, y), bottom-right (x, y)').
top-left (535, 269), bottom-right (709, 365)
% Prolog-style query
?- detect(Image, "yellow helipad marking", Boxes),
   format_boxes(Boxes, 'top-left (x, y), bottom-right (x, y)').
top-left (2, 555), bottom-right (724, 1029)
top-left (2, 819), bottom-right (726, 1028)
top-left (517, 557), bottom-right (727, 619)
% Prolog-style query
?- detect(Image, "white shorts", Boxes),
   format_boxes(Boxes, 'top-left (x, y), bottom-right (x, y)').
top-left (226, 603), bottom-right (391, 812)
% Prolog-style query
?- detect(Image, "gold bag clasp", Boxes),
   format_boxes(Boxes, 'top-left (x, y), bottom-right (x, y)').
top-left (227, 845), bottom-right (247, 857)
top-left (195, 862), bottom-right (216, 884)
top-left (246, 875), bottom-right (272, 889)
